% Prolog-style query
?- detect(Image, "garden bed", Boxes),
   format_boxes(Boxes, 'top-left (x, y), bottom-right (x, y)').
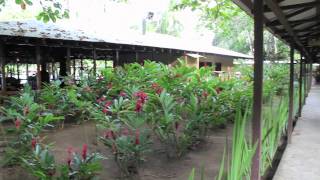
top-left (1, 122), bottom-right (232, 179)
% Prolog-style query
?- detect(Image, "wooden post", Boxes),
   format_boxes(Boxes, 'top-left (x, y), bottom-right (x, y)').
top-left (298, 54), bottom-right (303, 117)
top-left (51, 57), bottom-right (55, 80)
top-left (93, 48), bottom-right (97, 76)
top-left (73, 59), bottom-right (76, 79)
top-left (0, 44), bottom-right (6, 94)
top-left (17, 62), bottom-right (20, 80)
top-left (136, 52), bottom-right (139, 62)
top-left (288, 46), bottom-right (294, 143)
top-left (26, 63), bottom-right (29, 84)
top-left (36, 46), bottom-right (41, 90)
top-left (308, 63), bottom-right (312, 91)
top-left (251, 0), bottom-right (263, 179)
top-left (66, 47), bottom-right (71, 75)
top-left (116, 50), bottom-right (119, 67)
top-left (304, 61), bottom-right (308, 98)
top-left (80, 58), bottom-right (83, 78)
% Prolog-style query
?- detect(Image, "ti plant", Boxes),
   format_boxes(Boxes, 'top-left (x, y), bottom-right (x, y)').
top-left (59, 144), bottom-right (104, 180)
top-left (99, 112), bottom-right (151, 177)
top-left (148, 90), bottom-right (190, 158)
top-left (21, 144), bottom-right (56, 180)
top-left (0, 85), bottom-right (63, 166)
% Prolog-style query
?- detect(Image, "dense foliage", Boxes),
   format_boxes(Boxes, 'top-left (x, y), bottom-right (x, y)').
top-left (0, 60), bottom-right (299, 179)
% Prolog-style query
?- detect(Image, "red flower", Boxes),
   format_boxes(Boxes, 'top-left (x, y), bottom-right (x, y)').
top-left (135, 100), bottom-right (143, 112)
top-left (98, 75), bottom-right (104, 81)
top-left (175, 122), bottom-right (179, 131)
top-left (156, 87), bottom-right (163, 95)
top-left (15, 119), bottom-right (21, 129)
top-left (134, 91), bottom-right (148, 103)
top-left (31, 138), bottom-right (37, 149)
top-left (82, 144), bottom-right (88, 160)
top-left (105, 130), bottom-right (116, 140)
top-left (97, 98), bottom-right (102, 104)
top-left (119, 91), bottom-right (126, 97)
top-left (67, 146), bottom-right (73, 167)
top-left (135, 130), bottom-right (140, 145)
top-left (104, 101), bottom-right (112, 108)
top-left (23, 107), bottom-right (29, 116)
top-left (102, 108), bottom-right (108, 114)
top-left (202, 91), bottom-right (209, 98)
top-left (100, 96), bottom-right (106, 101)
top-left (151, 83), bottom-right (159, 89)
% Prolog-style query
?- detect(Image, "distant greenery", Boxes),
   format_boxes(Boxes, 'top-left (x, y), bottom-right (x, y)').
top-left (173, 0), bottom-right (290, 60)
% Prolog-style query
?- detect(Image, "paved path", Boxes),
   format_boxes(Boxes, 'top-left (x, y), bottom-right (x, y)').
top-left (274, 84), bottom-right (320, 180)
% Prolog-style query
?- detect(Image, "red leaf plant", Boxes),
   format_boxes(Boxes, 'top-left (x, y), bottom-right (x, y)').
top-left (15, 118), bottom-right (22, 129)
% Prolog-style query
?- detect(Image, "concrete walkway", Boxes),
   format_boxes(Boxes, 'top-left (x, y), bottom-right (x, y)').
top-left (274, 84), bottom-right (320, 180)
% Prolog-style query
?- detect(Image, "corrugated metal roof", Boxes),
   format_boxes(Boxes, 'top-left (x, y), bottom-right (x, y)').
top-left (0, 20), bottom-right (253, 59)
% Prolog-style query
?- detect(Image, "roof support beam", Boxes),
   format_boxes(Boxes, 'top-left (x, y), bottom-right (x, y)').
top-left (265, 0), bottom-right (307, 56)
top-left (265, 1), bottom-right (320, 12)
top-left (251, 0), bottom-right (263, 179)
top-left (267, 7), bottom-right (314, 26)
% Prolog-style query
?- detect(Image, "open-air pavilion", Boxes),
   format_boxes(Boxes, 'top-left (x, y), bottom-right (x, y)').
top-left (0, 20), bottom-right (252, 95)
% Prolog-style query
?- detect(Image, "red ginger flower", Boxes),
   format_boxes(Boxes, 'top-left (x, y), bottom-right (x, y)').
top-left (134, 91), bottom-right (148, 103)
top-left (105, 101), bottom-right (112, 108)
top-left (119, 91), bottom-right (127, 97)
top-left (202, 91), bottom-right (209, 98)
top-left (135, 100), bottom-right (143, 112)
top-left (105, 130), bottom-right (116, 140)
top-left (15, 119), bottom-right (21, 129)
top-left (31, 138), bottom-right (37, 149)
top-left (135, 130), bottom-right (140, 145)
top-left (82, 144), bottom-right (88, 160)
top-left (100, 96), bottom-right (106, 101)
top-left (98, 75), bottom-right (104, 81)
top-left (102, 108), bottom-right (108, 114)
top-left (67, 146), bottom-right (73, 167)
top-left (151, 83), bottom-right (159, 89)
top-left (156, 87), bottom-right (163, 95)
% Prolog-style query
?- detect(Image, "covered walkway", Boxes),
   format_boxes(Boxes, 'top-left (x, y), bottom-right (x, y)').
top-left (274, 84), bottom-right (320, 180)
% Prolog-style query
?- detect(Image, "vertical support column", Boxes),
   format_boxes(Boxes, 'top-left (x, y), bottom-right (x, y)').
top-left (36, 46), bottom-right (41, 90)
top-left (93, 48), bottom-right (97, 76)
top-left (135, 52), bottom-right (139, 63)
top-left (116, 50), bottom-right (120, 67)
top-left (308, 63), bottom-right (312, 92)
top-left (51, 57), bottom-right (55, 80)
top-left (288, 46), bottom-right (294, 143)
top-left (251, 0), bottom-right (263, 179)
top-left (17, 63), bottom-right (20, 80)
top-left (0, 44), bottom-right (6, 94)
top-left (80, 58), bottom-right (83, 78)
top-left (298, 54), bottom-right (303, 117)
top-left (26, 63), bottom-right (29, 84)
top-left (73, 59), bottom-right (76, 79)
top-left (304, 61), bottom-right (308, 98)
top-left (66, 47), bottom-right (71, 75)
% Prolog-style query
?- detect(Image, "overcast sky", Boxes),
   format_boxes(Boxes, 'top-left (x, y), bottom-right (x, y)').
top-left (0, 0), bottom-right (214, 42)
